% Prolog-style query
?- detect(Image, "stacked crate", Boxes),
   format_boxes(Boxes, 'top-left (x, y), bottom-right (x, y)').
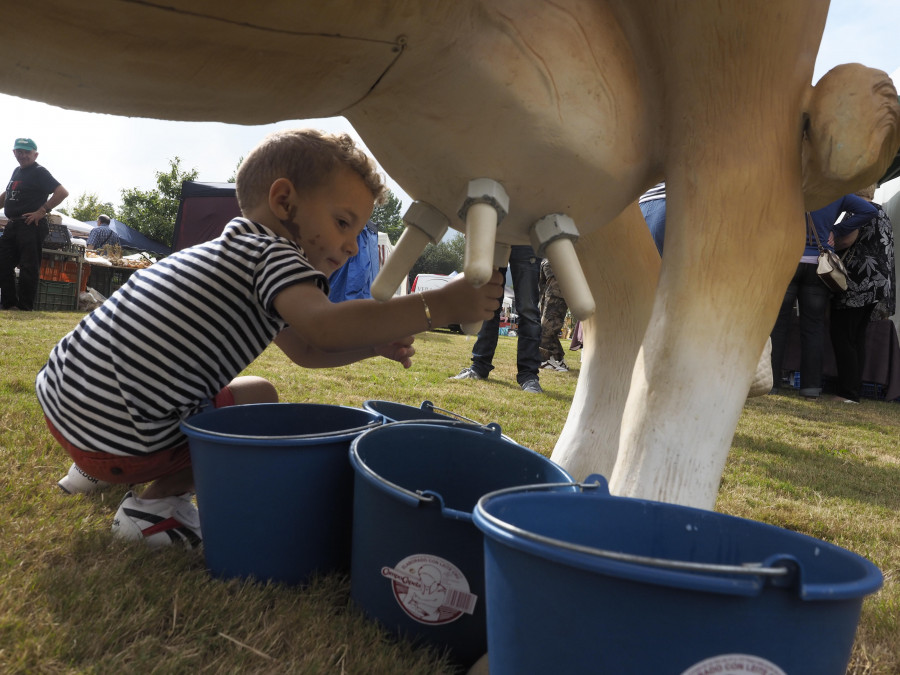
top-left (36, 250), bottom-right (89, 311)
top-left (87, 265), bottom-right (136, 298)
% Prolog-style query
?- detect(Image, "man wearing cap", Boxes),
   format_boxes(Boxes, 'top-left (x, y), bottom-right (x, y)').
top-left (0, 138), bottom-right (69, 310)
top-left (86, 214), bottom-right (121, 251)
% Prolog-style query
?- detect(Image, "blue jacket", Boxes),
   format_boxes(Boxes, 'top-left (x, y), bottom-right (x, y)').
top-left (328, 220), bottom-right (379, 302)
top-left (806, 194), bottom-right (876, 256)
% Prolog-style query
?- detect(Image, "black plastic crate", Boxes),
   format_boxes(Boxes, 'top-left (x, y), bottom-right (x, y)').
top-left (87, 265), bottom-right (136, 298)
top-left (35, 280), bottom-right (77, 311)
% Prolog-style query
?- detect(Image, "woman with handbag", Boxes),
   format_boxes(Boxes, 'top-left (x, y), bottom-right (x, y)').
top-left (829, 186), bottom-right (896, 403)
top-left (770, 193), bottom-right (876, 399)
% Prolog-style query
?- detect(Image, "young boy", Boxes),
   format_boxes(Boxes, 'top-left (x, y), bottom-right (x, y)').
top-left (36, 129), bottom-right (503, 548)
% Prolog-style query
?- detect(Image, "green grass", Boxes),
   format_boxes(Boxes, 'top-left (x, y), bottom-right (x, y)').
top-left (1, 311), bottom-right (898, 673)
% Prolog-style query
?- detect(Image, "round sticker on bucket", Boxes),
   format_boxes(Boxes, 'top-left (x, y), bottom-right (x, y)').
top-left (381, 553), bottom-right (477, 625)
top-left (681, 654), bottom-right (787, 675)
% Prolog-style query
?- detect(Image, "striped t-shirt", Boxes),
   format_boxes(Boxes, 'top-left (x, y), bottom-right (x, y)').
top-left (638, 182), bottom-right (666, 204)
top-left (35, 218), bottom-right (328, 456)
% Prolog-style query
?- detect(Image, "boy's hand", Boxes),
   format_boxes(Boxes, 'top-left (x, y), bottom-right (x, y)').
top-left (376, 335), bottom-right (416, 368)
top-left (430, 270), bottom-right (504, 326)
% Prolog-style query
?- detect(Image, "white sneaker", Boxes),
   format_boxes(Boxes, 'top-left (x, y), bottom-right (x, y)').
top-left (58, 463), bottom-right (112, 494)
top-left (112, 490), bottom-right (202, 550)
top-left (540, 358), bottom-right (569, 372)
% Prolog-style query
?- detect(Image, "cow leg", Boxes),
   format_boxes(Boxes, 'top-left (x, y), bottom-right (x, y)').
top-left (551, 203), bottom-right (659, 479)
top-left (609, 1), bottom-right (829, 508)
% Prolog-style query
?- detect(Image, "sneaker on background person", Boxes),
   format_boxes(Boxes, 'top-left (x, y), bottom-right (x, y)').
top-left (452, 366), bottom-right (487, 380)
top-left (58, 463), bottom-right (112, 494)
top-left (540, 357), bottom-right (569, 372)
top-left (111, 491), bottom-right (202, 550)
top-left (520, 377), bottom-right (543, 394)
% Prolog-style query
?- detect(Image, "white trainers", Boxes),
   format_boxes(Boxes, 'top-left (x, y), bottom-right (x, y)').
top-left (58, 463), bottom-right (112, 494)
top-left (540, 358), bottom-right (569, 372)
top-left (112, 490), bottom-right (202, 550)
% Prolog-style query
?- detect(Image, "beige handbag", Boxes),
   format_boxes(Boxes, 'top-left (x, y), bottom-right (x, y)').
top-left (807, 213), bottom-right (848, 292)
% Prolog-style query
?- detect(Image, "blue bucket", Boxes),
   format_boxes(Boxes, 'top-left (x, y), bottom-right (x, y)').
top-left (181, 403), bottom-right (382, 585)
top-left (349, 421), bottom-right (573, 667)
top-left (362, 400), bottom-right (515, 442)
top-left (362, 399), bottom-right (459, 424)
top-left (473, 476), bottom-right (883, 675)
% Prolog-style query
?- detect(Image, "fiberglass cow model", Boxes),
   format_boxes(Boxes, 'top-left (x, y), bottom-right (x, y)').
top-left (4, 0), bottom-right (897, 509)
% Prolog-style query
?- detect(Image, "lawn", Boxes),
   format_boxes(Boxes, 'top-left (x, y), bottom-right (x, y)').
top-left (1, 311), bottom-right (897, 674)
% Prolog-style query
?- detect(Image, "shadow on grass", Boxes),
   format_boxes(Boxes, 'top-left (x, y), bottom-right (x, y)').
top-left (731, 432), bottom-right (900, 512)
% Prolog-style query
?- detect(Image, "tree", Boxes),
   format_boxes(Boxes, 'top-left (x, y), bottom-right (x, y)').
top-left (228, 156), bottom-right (243, 183)
top-left (408, 233), bottom-right (466, 286)
top-left (445, 232), bottom-right (465, 269)
top-left (118, 157), bottom-right (198, 248)
top-left (371, 190), bottom-right (404, 243)
top-left (58, 192), bottom-right (116, 222)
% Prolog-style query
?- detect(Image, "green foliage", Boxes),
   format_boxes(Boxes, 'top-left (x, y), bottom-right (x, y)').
top-left (408, 233), bottom-right (466, 285)
top-left (371, 190), bottom-right (404, 243)
top-left (58, 192), bottom-right (116, 222)
top-left (228, 156), bottom-right (243, 183)
top-left (118, 157), bottom-right (198, 248)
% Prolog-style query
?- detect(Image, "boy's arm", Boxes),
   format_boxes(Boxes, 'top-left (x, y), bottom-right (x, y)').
top-left (272, 271), bottom-right (502, 361)
top-left (274, 329), bottom-right (416, 369)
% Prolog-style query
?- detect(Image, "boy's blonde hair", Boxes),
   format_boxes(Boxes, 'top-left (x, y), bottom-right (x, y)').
top-left (235, 129), bottom-right (387, 212)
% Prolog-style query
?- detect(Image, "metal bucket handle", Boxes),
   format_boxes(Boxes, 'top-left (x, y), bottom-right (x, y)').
top-left (420, 399), bottom-right (493, 430)
top-left (352, 419), bottom-right (505, 506)
top-left (477, 480), bottom-right (793, 580)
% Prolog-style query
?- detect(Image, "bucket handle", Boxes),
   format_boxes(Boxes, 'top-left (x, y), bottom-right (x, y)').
top-left (421, 400), bottom-right (488, 428)
top-left (477, 481), bottom-right (793, 580)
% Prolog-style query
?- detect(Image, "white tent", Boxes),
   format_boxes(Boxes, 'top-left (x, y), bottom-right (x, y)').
top-left (0, 212), bottom-right (94, 238)
top-left (58, 214), bottom-right (94, 238)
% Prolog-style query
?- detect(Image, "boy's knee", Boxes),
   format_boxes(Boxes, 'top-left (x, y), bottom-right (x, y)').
top-left (230, 376), bottom-right (279, 405)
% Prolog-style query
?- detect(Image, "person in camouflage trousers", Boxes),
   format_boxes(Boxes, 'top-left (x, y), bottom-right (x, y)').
top-left (539, 258), bottom-right (569, 371)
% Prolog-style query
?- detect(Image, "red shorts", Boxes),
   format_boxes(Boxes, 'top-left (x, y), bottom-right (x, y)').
top-left (46, 386), bottom-right (235, 485)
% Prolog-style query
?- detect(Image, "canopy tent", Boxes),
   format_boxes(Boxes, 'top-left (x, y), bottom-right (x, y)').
top-left (81, 218), bottom-right (171, 256)
top-left (172, 181), bottom-right (241, 251)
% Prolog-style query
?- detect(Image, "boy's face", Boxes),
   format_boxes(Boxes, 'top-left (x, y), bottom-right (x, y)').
top-left (281, 166), bottom-right (374, 275)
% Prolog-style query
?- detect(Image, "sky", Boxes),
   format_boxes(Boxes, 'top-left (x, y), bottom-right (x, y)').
top-left (0, 0), bottom-right (897, 218)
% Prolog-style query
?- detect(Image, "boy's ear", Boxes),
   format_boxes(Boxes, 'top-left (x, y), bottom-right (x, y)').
top-left (268, 178), bottom-right (295, 218)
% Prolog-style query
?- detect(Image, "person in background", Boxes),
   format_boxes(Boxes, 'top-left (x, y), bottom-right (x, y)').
top-left (451, 245), bottom-right (544, 393)
top-left (0, 138), bottom-right (69, 310)
top-left (769, 194), bottom-right (876, 399)
top-left (328, 219), bottom-right (379, 301)
top-left (638, 181), bottom-right (666, 254)
top-left (829, 185), bottom-right (896, 403)
top-left (37, 128), bottom-right (502, 548)
top-left (86, 214), bottom-right (121, 251)
top-left (538, 257), bottom-right (569, 372)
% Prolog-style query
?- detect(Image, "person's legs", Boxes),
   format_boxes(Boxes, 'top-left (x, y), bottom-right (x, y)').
top-left (113, 376), bottom-right (280, 548)
top-left (796, 264), bottom-right (832, 398)
top-left (140, 376), bottom-right (278, 499)
top-left (464, 270), bottom-right (504, 378)
top-left (770, 264), bottom-right (801, 388)
top-left (509, 246), bottom-right (542, 385)
top-left (830, 306), bottom-right (860, 401)
top-left (0, 221), bottom-right (22, 309)
top-left (830, 304), bottom-right (875, 402)
top-left (16, 219), bottom-right (48, 311)
top-left (540, 292), bottom-right (568, 363)
top-left (639, 198), bottom-right (667, 255)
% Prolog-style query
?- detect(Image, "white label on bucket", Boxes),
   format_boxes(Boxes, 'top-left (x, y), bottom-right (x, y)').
top-left (381, 553), bottom-right (477, 625)
top-left (681, 654), bottom-right (787, 675)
